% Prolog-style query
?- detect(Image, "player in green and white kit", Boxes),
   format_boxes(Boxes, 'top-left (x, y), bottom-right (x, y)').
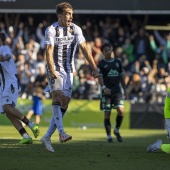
top-left (147, 88), bottom-right (170, 154)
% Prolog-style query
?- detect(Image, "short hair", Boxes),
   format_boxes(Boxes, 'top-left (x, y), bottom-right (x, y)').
top-left (0, 32), bottom-right (6, 43)
top-left (56, 2), bottom-right (73, 15)
top-left (100, 43), bottom-right (112, 52)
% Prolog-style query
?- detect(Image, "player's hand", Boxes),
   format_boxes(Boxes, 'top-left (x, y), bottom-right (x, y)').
top-left (92, 68), bottom-right (99, 78)
top-left (103, 87), bottom-right (111, 95)
top-left (50, 70), bottom-right (58, 79)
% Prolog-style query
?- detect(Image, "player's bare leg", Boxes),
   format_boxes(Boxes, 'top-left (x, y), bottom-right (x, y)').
top-left (4, 104), bottom-right (40, 138)
top-left (6, 113), bottom-right (33, 144)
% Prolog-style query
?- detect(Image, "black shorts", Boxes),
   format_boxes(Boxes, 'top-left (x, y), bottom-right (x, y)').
top-left (100, 92), bottom-right (124, 111)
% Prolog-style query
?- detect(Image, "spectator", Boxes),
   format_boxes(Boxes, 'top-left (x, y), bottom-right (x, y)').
top-left (91, 37), bottom-right (103, 64)
top-left (131, 27), bottom-right (150, 61)
top-left (25, 86), bottom-right (45, 125)
top-left (78, 59), bottom-right (93, 80)
top-left (0, 13), bottom-right (169, 103)
top-left (154, 67), bottom-right (169, 103)
top-left (127, 73), bottom-right (143, 103)
top-left (149, 34), bottom-right (170, 69)
top-left (115, 47), bottom-right (129, 71)
top-left (75, 47), bottom-right (85, 70)
top-left (83, 71), bottom-right (96, 100)
top-left (34, 63), bottom-right (48, 89)
top-left (19, 61), bottom-right (33, 98)
top-left (122, 37), bottom-right (134, 65)
top-left (114, 27), bottom-right (126, 48)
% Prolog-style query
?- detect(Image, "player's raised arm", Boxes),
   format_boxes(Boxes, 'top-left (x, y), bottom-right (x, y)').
top-left (79, 41), bottom-right (99, 78)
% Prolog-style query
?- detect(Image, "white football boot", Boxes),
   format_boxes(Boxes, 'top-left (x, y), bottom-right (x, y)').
top-left (147, 139), bottom-right (162, 152)
top-left (59, 131), bottom-right (72, 143)
top-left (40, 135), bottom-right (54, 153)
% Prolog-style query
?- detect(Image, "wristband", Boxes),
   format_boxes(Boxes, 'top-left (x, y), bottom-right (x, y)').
top-left (102, 85), bottom-right (106, 90)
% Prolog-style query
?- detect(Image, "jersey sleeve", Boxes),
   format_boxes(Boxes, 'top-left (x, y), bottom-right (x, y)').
top-left (45, 26), bottom-right (55, 46)
top-left (75, 26), bottom-right (85, 45)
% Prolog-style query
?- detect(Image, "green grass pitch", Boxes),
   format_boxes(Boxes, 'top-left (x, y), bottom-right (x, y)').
top-left (0, 99), bottom-right (169, 169)
top-left (0, 127), bottom-right (169, 170)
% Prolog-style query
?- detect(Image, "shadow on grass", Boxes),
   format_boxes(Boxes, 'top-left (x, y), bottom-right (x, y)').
top-left (0, 133), bottom-right (169, 170)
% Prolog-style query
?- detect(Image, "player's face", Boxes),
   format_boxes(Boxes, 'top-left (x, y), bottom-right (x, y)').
top-left (58, 8), bottom-right (73, 27)
top-left (103, 47), bottom-right (112, 59)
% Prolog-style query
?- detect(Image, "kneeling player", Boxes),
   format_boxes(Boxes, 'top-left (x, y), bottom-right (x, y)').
top-left (147, 87), bottom-right (170, 154)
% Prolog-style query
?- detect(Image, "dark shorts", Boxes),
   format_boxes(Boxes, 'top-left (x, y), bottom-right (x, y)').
top-left (100, 92), bottom-right (124, 111)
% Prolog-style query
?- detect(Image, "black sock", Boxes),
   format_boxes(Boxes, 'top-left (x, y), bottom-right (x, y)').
top-left (22, 116), bottom-right (29, 125)
top-left (116, 115), bottom-right (123, 129)
top-left (104, 118), bottom-right (111, 136)
top-left (19, 128), bottom-right (27, 136)
top-left (61, 108), bottom-right (67, 117)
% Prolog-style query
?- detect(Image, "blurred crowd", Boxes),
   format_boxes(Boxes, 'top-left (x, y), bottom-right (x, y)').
top-left (0, 13), bottom-right (170, 104)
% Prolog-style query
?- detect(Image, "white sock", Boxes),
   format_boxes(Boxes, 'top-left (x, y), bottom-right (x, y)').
top-left (28, 122), bottom-right (34, 128)
top-left (52, 105), bottom-right (63, 134)
top-left (45, 116), bottom-right (57, 137)
top-left (165, 119), bottom-right (170, 130)
top-left (22, 133), bottom-right (30, 139)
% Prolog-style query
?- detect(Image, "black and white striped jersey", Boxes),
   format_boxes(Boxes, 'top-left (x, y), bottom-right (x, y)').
top-left (0, 45), bottom-right (18, 90)
top-left (45, 22), bottom-right (85, 73)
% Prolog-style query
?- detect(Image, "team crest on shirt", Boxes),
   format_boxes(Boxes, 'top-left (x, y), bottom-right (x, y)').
top-left (69, 28), bottom-right (74, 35)
top-left (51, 78), bottom-right (55, 84)
top-left (69, 26), bottom-right (74, 35)
top-left (116, 63), bottom-right (119, 68)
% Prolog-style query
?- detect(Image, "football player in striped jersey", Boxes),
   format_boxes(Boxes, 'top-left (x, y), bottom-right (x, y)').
top-left (0, 32), bottom-right (39, 144)
top-left (40, 2), bottom-right (99, 152)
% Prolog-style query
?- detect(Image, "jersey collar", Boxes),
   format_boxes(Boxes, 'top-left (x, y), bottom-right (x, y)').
top-left (103, 58), bottom-right (115, 62)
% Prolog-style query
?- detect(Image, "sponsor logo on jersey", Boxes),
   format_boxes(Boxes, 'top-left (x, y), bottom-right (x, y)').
top-left (104, 65), bottom-right (108, 68)
top-left (108, 69), bottom-right (119, 77)
top-left (55, 36), bottom-right (74, 45)
top-left (69, 29), bottom-right (74, 34)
